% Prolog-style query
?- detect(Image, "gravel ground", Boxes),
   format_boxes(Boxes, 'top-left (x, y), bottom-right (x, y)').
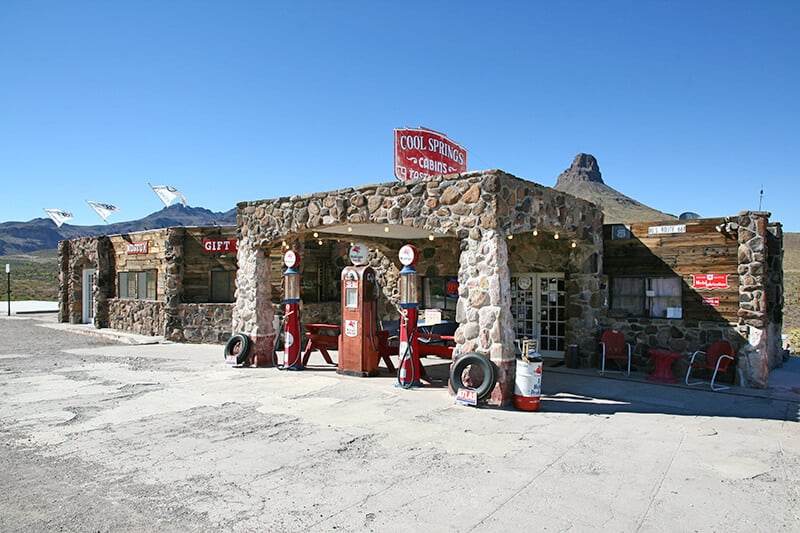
top-left (1, 315), bottom-right (799, 532)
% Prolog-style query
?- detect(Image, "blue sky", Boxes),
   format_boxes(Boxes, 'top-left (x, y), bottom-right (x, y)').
top-left (1, 1), bottom-right (798, 231)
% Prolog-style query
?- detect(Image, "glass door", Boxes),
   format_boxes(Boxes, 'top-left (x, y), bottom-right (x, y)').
top-left (510, 273), bottom-right (565, 358)
top-left (82, 269), bottom-right (96, 324)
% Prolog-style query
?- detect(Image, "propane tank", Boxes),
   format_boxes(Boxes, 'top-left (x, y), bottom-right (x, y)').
top-left (514, 338), bottom-right (543, 411)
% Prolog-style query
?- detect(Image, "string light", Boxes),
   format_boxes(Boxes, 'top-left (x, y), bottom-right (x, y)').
top-left (384, 226), bottom-right (390, 233)
top-left (507, 234), bottom-right (514, 240)
top-left (428, 234), bottom-right (435, 241)
top-left (313, 231), bottom-right (319, 238)
top-left (571, 241), bottom-right (577, 248)
top-left (347, 226), bottom-right (353, 232)
top-left (317, 239), bottom-right (323, 246)
top-left (532, 229), bottom-right (539, 237)
top-left (554, 233), bottom-right (560, 240)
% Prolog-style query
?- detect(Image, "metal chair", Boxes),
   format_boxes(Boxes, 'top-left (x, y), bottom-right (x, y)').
top-left (600, 329), bottom-right (631, 376)
top-left (685, 341), bottom-right (735, 391)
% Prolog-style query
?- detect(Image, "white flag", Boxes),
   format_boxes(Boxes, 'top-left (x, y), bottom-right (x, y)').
top-left (43, 209), bottom-right (74, 228)
top-left (86, 200), bottom-right (119, 222)
top-left (149, 183), bottom-right (187, 207)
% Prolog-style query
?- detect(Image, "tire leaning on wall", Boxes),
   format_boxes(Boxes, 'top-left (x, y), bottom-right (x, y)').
top-left (449, 352), bottom-right (498, 401)
top-left (224, 333), bottom-right (252, 365)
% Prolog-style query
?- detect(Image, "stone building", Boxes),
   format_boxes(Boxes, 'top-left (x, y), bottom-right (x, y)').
top-left (234, 170), bottom-right (785, 402)
top-left (234, 170), bottom-right (605, 404)
top-left (57, 167), bottom-right (785, 402)
top-left (58, 226), bottom-right (238, 343)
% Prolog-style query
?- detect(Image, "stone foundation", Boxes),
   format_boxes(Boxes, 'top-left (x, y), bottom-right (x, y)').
top-left (168, 303), bottom-right (234, 344)
top-left (108, 299), bottom-right (166, 337)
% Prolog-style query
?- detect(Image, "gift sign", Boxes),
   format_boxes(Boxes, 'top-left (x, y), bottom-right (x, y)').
top-left (692, 274), bottom-right (729, 290)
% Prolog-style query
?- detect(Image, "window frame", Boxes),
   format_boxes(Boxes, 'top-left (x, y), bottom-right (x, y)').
top-left (210, 269), bottom-right (236, 303)
top-left (610, 275), bottom-right (682, 319)
top-left (118, 270), bottom-right (158, 300)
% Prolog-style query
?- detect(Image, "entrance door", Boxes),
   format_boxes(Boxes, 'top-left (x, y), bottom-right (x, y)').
top-left (82, 269), bottom-right (96, 324)
top-left (511, 273), bottom-right (565, 358)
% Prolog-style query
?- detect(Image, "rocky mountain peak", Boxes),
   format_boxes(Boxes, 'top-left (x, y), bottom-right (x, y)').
top-left (555, 153), bottom-right (604, 187)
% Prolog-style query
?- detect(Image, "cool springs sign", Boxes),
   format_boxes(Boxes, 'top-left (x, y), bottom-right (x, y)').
top-left (394, 127), bottom-right (467, 181)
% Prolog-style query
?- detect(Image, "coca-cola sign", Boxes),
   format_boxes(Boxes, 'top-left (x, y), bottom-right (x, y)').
top-left (394, 127), bottom-right (467, 181)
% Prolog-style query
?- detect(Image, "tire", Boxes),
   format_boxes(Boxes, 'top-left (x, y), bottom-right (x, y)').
top-left (224, 333), bottom-right (252, 365)
top-left (449, 352), bottom-right (497, 401)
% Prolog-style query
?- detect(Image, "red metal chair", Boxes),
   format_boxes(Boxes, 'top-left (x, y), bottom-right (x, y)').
top-left (685, 341), bottom-right (735, 391)
top-left (600, 329), bottom-right (631, 376)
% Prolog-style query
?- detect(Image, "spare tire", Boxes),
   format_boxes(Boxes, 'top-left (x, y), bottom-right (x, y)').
top-left (224, 333), bottom-right (252, 365)
top-left (449, 352), bottom-right (497, 401)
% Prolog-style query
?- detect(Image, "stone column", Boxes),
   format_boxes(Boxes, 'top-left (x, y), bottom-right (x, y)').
top-left (736, 211), bottom-right (779, 388)
top-left (57, 240), bottom-right (70, 323)
top-left (164, 228), bottom-right (185, 340)
top-left (454, 228), bottom-right (515, 406)
top-left (93, 237), bottom-right (113, 329)
top-left (233, 237), bottom-right (275, 365)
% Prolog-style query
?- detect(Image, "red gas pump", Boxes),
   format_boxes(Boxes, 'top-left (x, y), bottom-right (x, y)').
top-left (282, 249), bottom-right (303, 370)
top-left (397, 244), bottom-right (422, 388)
top-left (338, 243), bottom-right (380, 377)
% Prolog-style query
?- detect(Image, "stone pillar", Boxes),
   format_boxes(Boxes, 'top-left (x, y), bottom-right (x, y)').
top-left (736, 211), bottom-right (781, 387)
top-left (57, 240), bottom-right (70, 323)
top-left (93, 237), bottom-right (113, 329)
top-left (164, 228), bottom-right (185, 341)
top-left (454, 228), bottom-right (515, 406)
top-left (233, 238), bottom-right (276, 365)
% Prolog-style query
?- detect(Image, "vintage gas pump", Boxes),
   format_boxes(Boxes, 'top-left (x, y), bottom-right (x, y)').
top-left (282, 249), bottom-right (303, 370)
top-left (338, 243), bottom-right (380, 377)
top-left (397, 244), bottom-right (422, 388)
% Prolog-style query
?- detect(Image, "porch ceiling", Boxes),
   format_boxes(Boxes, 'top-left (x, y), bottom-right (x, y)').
top-left (316, 223), bottom-right (438, 240)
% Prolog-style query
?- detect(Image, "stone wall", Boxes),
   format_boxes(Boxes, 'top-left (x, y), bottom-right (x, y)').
top-left (235, 171), bottom-right (604, 405)
top-left (171, 303), bottom-right (234, 343)
top-left (108, 298), bottom-right (166, 336)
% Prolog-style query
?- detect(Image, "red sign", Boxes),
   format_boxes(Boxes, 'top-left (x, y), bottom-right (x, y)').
top-left (702, 297), bottom-right (721, 307)
top-left (203, 238), bottom-right (237, 253)
top-left (126, 241), bottom-right (149, 254)
top-left (692, 274), bottom-right (729, 290)
top-left (394, 127), bottom-right (467, 181)
top-left (445, 279), bottom-right (459, 298)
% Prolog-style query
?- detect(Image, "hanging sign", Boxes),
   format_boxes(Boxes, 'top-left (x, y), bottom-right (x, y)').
top-left (203, 238), bottom-right (237, 253)
top-left (394, 127), bottom-right (467, 181)
top-left (692, 274), bottom-right (729, 290)
top-left (702, 297), bottom-right (721, 307)
top-left (126, 241), bottom-right (149, 254)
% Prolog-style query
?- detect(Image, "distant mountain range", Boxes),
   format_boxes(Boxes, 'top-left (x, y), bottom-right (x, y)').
top-left (0, 204), bottom-right (236, 255)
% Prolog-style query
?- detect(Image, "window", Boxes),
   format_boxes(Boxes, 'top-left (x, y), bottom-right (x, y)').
top-left (118, 270), bottom-right (157, 300)
top-left (611, 276), bottom-right (682, 318)
top-left (422, 276), bottom-right (458, 311)
top-left (210, 270), bottom-right (235, 303)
